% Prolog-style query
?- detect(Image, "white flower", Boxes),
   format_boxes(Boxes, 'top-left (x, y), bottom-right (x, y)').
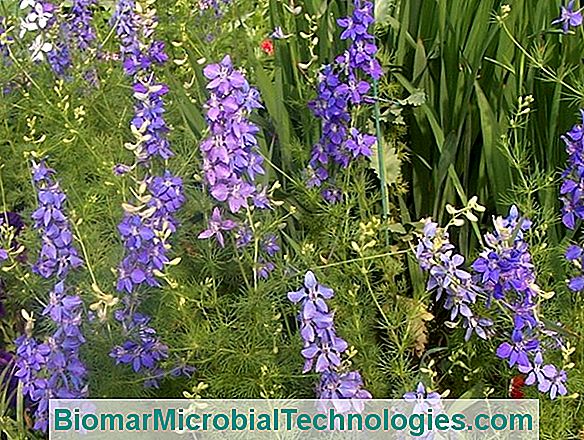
top-left (29, 35), bottom-right (52, 61)
top-left (19, 0), bottom-right (37, 9)
top-left (19, 17), bottom-right (38, 38)
top-left (28, 3), bottom-right (52, 29)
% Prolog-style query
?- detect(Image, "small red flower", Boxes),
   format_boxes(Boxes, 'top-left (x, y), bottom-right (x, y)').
top-left (260, 38), bottom-right (274, 56)
top-left (509, 375), bottom-right (525, 399)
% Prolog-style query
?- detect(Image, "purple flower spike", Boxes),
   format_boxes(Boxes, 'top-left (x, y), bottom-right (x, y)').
top-left (289, 271), bottom-right (371, 402)
top-left (416, 205), bottom-right (569, 400)
top-left (15, 161), bottom-right (88, 433)
top-left (200, 56), bottom-right (266, 214)
top-left (31, 161), bottom-right (83, 279)
top-left (306, 0), bottom-right (382, 191)
top-left (111, 0), bottom-right (190, 386)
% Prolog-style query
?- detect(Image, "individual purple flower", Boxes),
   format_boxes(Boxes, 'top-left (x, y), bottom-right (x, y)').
top-left (553, 1), bottom-right (583, 33)
top-left (288, 271), bottom-right (334, 319)
top-left (198, 207), bottom-right (237, 248)
top-left (403, 382), bottom-right (443, 414)
top-left (271, 26), bottom-right (289, 40)
top-left (257, 260), bottom-right (275, 280)
top-left (540, 366), bottom-right (568, 400)
top-left (496, 330), bottom-right (539, 368)
top-left (321, 187), bottom-right (343, 204)
top-left (518, 352), bottom-right (550, 391)
top-left (261, 234), bottom-right (280, 257)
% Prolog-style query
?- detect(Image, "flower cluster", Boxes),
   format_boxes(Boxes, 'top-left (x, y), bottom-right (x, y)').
top-left (111, 0), bottom-right (187, 385)
top-left (288, 271), bottom-right (371, 401)
top-left (30, 161), bottom-right (83, 279)
top-left (116, 172), bottom-right (184, 294)
top-left (473, 206), bottom-right (568, 399)
top-left (46, 22), bottom-right (71, 76)
top-left (553, 1), bottom-right (583, 33)
top-left (559, 111), bottom-right (584, 230)
top-left (112, 0), bottom-right (167, 78)
top-left (19, 0), bottom-right (56, 62)
top-left (197, 55), bottom-right (280, 278)
top-left (200, 55), bottom-right (264, 214)
top-left (19, 0), bottom-right (97, 76)
top-left (69, 0), bottom-right (97, 50)
top-left (415, 204), bottom-right (569, 399)
top-left (306, 0), bottom-right (382, 194)
top-left (15, 161), bottom-right (87, 432)
top-left (415, 218), bottom-right (493, 341)
top-left (110, 300), bottom-right (168, 386)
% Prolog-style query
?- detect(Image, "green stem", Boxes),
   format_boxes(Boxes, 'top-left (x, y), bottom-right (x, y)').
top-left (373, 79), bottom-right (389, 245)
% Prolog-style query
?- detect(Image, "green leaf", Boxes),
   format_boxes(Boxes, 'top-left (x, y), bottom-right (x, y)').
top-left (374, 0), bottom-right (392, 26)
top-left (370, 139), bottom-right (401, 186)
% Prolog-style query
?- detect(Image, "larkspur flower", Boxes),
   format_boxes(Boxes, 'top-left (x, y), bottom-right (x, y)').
top-left (197, 55), bottom-right (280, 275)
top-left (198, 207), bottom-right (237, 247)
top-left (288, 271), bottom-right (371, 402)
top-left (111, 0), bottom-right (189, 385)
top-left (200, 55), bottom-right (265, 214)
top-left (541, 366), bottom-right (568, 400)
top-left (317, 370), bottom-right (372, 412)
top-left (46, 23), bottom-right (71, 76)
top-left (69, 0), bottom-right (96, 50)
top-left (416, 206), bottom-right (568, 399)
top-left (30, 161), bottom-right (83, 279)
top-left (402, 382), bottom-right (444, 439)
top-left (560, 111), bottom-right (584, 229)
top-left (271, 26), bottom-right (290, 39)
top-left (15, 161), bottom-right (87, 432)
top-left (110, 306), bottom-right (168, 385)
top-left (403, 382), bottom-right (442, 414)
top-left (306, 0), bottom-right (381, 190)
top-left (553, 1), bottom-right (583, 33)
top-left (19, 0), bottom-right (62, 66)
top-left (415, 218), bottom-right (485, 329)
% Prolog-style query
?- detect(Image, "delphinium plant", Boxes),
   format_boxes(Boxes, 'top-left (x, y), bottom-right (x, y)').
top-left (15, 161), bottom-right (87, 432)
top-left (413, 198), bottom-right (573, 400)
top-left (306, 0), bottom-right (381, 200)
top-left (287, 270), bottom-right (372, 405)
top-left (109, 0), bottom-right (191, 387)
